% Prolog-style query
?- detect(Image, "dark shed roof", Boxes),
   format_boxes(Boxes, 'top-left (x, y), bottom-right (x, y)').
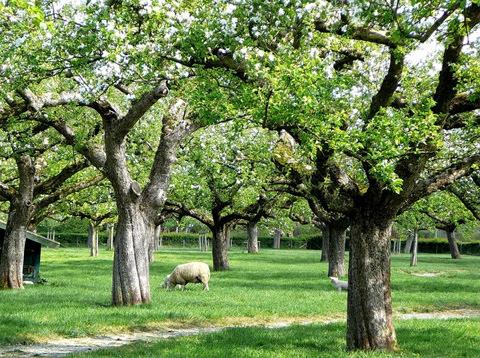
top-left (0, 222), bottom-right (60, 248)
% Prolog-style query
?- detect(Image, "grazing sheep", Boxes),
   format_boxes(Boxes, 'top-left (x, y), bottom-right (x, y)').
top-left (162, 262), bottom-right (210, 291)
top-left (329, 276), bottom-right (348, 291)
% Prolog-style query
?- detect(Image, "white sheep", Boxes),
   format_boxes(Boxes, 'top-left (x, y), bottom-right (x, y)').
top-left (162, 262), bottom-right (210, 291)
top-left (329, 276), bottom-right (348, 291)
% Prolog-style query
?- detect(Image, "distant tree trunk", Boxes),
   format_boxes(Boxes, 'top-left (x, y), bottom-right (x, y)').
top-left (155, 225), bottom-right (162, 250)
top-left (327, 224), bottom-right (347, 277)
top-left (320, 225), bottom-right (329, 262)
top-left (410, 230), bottom-right (418, 266)
top-left (403, 232), bottom-right (414, 253)
top-left (273, 228), bottom-right (282, 249)
top-left (293, 224), bottom-right (301, 237)
top-left (0, 156), bottom-right (35, 290)
top-left (211, 224), bottom-right (230, 270)
top-left (247, 221), bottom-right (259, 253)
top-left (87, 223), bottom-right (93, 249)
top-left (446, 229), bottom-right (461, 259)
top-left (106, 224), bottom-right (114, 251)
top-left (148, 232), bottom-right (155, 264)
top-left (89, 223), bottom-right (99, 257)
top-left (347, 214), bottom-right (397, 351)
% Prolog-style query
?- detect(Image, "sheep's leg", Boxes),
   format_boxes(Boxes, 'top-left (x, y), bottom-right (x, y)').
top-left (203, 282), bottom-right (209, 291)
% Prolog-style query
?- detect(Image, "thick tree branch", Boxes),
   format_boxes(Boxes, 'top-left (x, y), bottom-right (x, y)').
top-left (35, 174), bottom-right (105, 211)
top-left (314, 19), bottom-right (395, 47)
top-left (448, 186), bottom-right (480, 221)
top-left (410, 153), bottom-right (480, 202)
top-left (163, 201), bottom-right (214, 228)
top-left (34, 160), bottom-right (89, 196)
top-left (141, 99), bottom-right (199, 210)
top-left (433, 3), bottom-right (480, 115)
top-left (115, 82), bottom-right (169, 138)
top-left (367, 49), bottom-right (404, 121)
top-left (36, 114), bottom-right (107, 170)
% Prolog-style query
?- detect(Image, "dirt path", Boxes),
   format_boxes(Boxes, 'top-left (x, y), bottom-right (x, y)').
top-left (1, 309), bottom-right (479, 357)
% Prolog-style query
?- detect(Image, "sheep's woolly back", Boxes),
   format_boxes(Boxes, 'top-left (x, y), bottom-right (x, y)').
top-left (169, 262), bottom-right (210, 286)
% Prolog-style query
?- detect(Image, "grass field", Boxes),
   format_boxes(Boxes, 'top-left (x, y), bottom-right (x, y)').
top-left (0, 248), bottom-right (479, 355)
top-left (71, 319), bottom-right (480, 357)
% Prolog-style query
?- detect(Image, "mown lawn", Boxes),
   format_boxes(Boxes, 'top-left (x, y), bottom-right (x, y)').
top-left (0, 248), bottom-right (479, 348)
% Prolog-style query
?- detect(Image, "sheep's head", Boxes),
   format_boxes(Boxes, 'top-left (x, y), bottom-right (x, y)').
top-left (162, 274), bottom-right (172, 289)
top-left (329, 276), bottom-right (338, 283)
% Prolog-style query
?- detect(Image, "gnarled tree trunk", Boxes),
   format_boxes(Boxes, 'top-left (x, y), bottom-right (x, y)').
top-left (446, 229), bottom-right (461, 259)
top-left (247, 221), bottom-right (259, 253)
top-left (112, 204), bottom-right (153, 305)
top-left (327, 224), bottom-right (347, 277)
top-left (0, 211), bottom-right (30, 289)
top-left (211, 225), bottom-right (230, 271)
top-left (0, 156), bottom-right (35, 290)
top-left (347, 214), bottom-right (397, 351)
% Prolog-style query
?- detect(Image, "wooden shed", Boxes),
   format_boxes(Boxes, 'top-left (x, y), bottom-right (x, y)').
top-left (0, 222), bottom-right (60, 283)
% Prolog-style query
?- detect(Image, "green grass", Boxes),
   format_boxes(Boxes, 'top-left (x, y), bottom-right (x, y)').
top-left (71, 318), bottom-right (480, 357)
top-left (0, 248), bottom-right (479, 348)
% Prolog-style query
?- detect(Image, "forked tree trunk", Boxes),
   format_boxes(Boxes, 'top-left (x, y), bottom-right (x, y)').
top-left (327, 225), bottom-right (347, 277)
top-left (347, 215), bottom-right (397, 351)
top-left (112, 205), bottom-right (153, 305)
top-left (320, 226), bottom-right (329, 262)
top-left (247, 221), bottom-right (259, 253)
top-left (446, 229), bottom-right (461, 259)
top-left (410, 230), bottom-right (418, 266)
top-left (211, 225), bottom-right (230, 271)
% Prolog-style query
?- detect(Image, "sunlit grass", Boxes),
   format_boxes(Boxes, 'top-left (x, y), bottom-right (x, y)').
top-left (0, 248), bottom-right (479, 345)
top-left (72, 318), bottom-right (480, 357)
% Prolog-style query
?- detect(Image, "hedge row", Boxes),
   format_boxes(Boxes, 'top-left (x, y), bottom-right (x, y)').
top-left (42, 231), bottom-right (480, 255)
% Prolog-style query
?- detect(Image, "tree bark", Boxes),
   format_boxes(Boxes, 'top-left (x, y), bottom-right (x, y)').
top-left (87, 223), bottom-right (93, 249)
top-left (320, 226), bottom-right (329, 262)
top-left (410, 230), bottom-right (418, 266)
top-left (0, 211), bottom-right (30, 289)
top-left (0, 156), bottom-right (35, 290)
top-left (347, 215), bottom-right (397, 351)
top-left (211, 225), bottom-right (230, 271)
top-left (89, 223), bottom-right (98, 257)
top-left (273, 228), bottom-right (282, 249)
top-left (446, 229), bottom-right (461, 259)
top-left (403, 233), bottom-right (413, 253)
top-left (106, 224), bottom-right (114, 251)
top-left (148, 225), bottom-right (158, 264)
top-left (327, 224), bottom-right (347, 277)
top-left (112, 204), bottom-right (153, 305)
top-left (154, 224), bottom-right (161, 251)
top-left (247, 221), bottom-right (259, 253)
